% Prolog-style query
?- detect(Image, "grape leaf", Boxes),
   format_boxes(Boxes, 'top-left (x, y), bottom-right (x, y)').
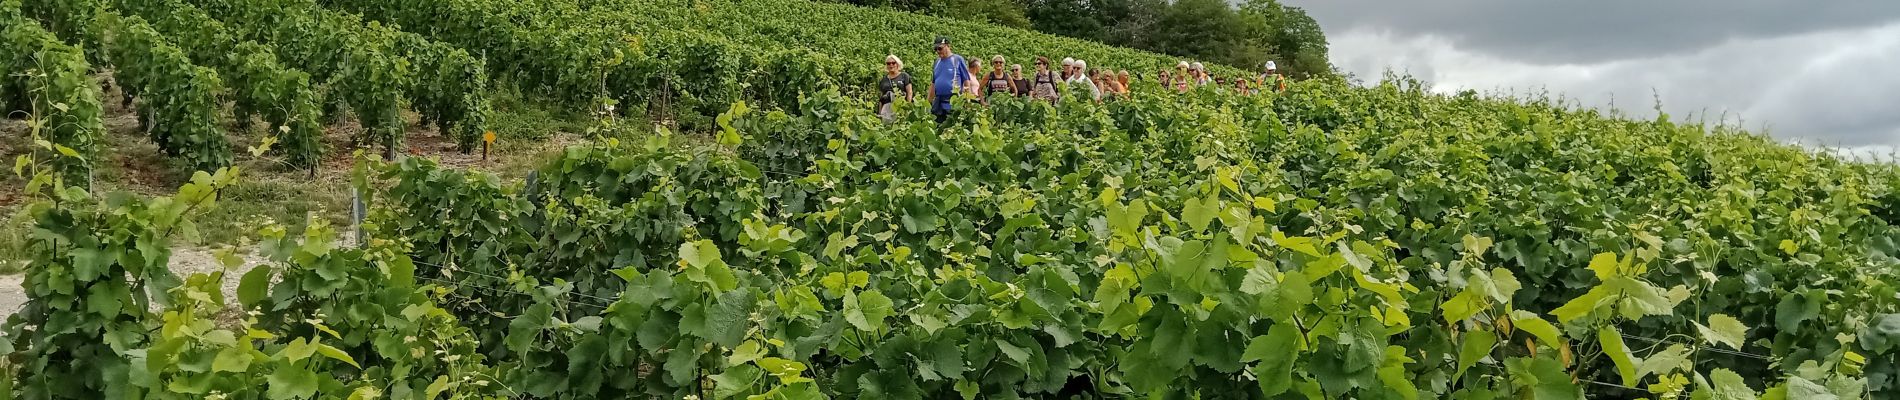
top-left (1697, 314), bottom-right (1748, 350)
top-left (1551, 285), bottom-right (1612, 323)
top-left (757, 357), bottom-right (811, 384)
top-left (1511, 311), bottom-right (1565, 347)
top-left (1587, 252), bottom-right (1620, 280)
top-left (1441, 291), bottom-right (1483, 324)
top-left (844, 290), bottom-right (894, 331)
top-left (1598, 326), bottom-right (1638, 386)
top-left (1638, 344), bottom-right (1691, 379)
top-left (1776, 291), bottom-right (1821, 333)
top-left (1785, 376), bottom-right (1837, 400)
top-left (1182, 195), bottom-right (1218, 232)
top-left (1696, 368), bottom-right (1758, 400)
top-left (266, 366), bottom-right (319, 400)
top-left (711, 364), bottom-right (763, 399)
top-left (212, 347), bottom-right (253, 373)
top-left (1247, 322), bottom-right (1301, 396)
top-left (237, 265), bottom-right (273, 307)
top-left (1455, 330), bottom-right (1496, 383)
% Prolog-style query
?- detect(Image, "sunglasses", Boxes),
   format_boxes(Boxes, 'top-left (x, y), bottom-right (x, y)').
top-left (885, 62), bottom-right (897, 65)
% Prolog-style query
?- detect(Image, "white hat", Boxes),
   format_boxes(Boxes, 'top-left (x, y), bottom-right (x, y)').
top-left (1176, 60), bottom-right (1189, 69)
top-left (1062, 57), bottom-right (1075, 66)
top-left (1191, 62), bottom-right (1205, 70)
top-left (1265, 61), bottom-right (1277, 70)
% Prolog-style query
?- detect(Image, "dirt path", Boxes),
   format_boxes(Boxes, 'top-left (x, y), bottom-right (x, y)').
top-left (0, 273), bottom-right (21, 318)
top-left (0, 246), bottom-right (265, 318)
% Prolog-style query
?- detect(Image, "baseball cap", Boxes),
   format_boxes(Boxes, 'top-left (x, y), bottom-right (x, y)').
top-left (933, 36), bottom-right (950, 47)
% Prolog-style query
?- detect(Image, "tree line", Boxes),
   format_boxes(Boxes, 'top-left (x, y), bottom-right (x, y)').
top-left (822, 0), bottom-right (1331, 78)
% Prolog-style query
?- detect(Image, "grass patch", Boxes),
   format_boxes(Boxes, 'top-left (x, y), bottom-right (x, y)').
top-left (187, 176), bottom-right (352, 246)
top-left (487, 84), bottom-right (593, 141)
top-left (0, 207), bottom-right (29, 274)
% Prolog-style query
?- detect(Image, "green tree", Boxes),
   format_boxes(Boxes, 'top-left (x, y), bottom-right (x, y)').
top-left (1152, 0), bottom-right (1249, 67)
top-left (1025, 0), bottom-right (1105, 42)
top-left (1094, 0), bottom-right (1168, 50)
top-left (1239, 0), bottom-right (1330, 77)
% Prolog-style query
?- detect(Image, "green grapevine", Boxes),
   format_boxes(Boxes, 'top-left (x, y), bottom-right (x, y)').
top-left (395, 33), bottom-right (492, 153)
top-left (16, 0), bottom-right (102, 62)
top-left (182, 0), bottom-right (406, 157)
top-left (0, 166), bottom-right (499, 399)
top-left (1, 0), bottom-right (106, 185)
top-left (1, 0), bottom-right (1896, 398)
top-left (182, 0), bottom-right (490, 157)
top-left (98, 13), bottom-right (233, 173)
top-left (111, 0), bottom-right (326, 168)
top-left (356, 84), bottom-right (1899, 398)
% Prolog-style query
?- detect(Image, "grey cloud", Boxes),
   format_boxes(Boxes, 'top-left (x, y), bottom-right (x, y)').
top-left (1323, 21), bottom-right (1900, 147)
top-left (1284, 0), bottom-right (1900, 64)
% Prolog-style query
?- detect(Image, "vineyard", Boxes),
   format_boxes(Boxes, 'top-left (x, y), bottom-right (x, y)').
top-left (4, 0), bottom-right (1900, 399)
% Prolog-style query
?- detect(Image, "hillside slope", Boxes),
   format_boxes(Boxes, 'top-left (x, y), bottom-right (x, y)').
top-left (321, 0), bottom-right (1251, 130)
top-left (5, 0), bottom-right (1900, 398)
top-left (588, 0), bottom-right (1251, 78)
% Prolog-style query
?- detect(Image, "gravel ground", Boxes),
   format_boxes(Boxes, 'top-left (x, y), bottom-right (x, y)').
top-left (0, 246), bottom-right (264, 319)
top-left (0, 273), bottom-right (21, 317)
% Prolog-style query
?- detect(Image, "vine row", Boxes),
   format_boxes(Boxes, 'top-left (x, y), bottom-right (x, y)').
top-left (181, 0), bottom-right (492, 156)
top-left (97, 13), bottom-right (232, 172)
top-left (1, 0), bottom-right (106, 184)
top-left (320, 0), bottom-right (852, 131)
top-left (110, 0), bottom-right (325, 168)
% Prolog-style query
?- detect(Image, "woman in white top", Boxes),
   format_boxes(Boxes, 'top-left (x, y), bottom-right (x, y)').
top-left (1173, 61), bottom-right (1192, 92)
top-left (1068, 59), bottom-right (1101, 101)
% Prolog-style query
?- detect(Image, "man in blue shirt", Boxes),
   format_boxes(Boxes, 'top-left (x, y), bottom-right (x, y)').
top-left (927, 36), bottom-right (968, 125)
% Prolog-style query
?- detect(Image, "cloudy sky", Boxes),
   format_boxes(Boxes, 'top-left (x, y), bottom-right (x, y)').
top-left (1282, 0), bottom-right (1900, 157)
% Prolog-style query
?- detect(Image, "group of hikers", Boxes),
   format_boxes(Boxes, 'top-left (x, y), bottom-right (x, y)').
top-left (877, 36), bottom-right (1292, 123)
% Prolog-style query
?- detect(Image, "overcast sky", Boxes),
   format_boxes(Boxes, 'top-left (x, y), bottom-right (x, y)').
top-left (1282, 0), bottom-right (1900, 157)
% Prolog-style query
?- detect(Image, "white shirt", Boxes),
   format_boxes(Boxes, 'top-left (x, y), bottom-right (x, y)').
top-left (1068, 74), bottom-right (1100, 100)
